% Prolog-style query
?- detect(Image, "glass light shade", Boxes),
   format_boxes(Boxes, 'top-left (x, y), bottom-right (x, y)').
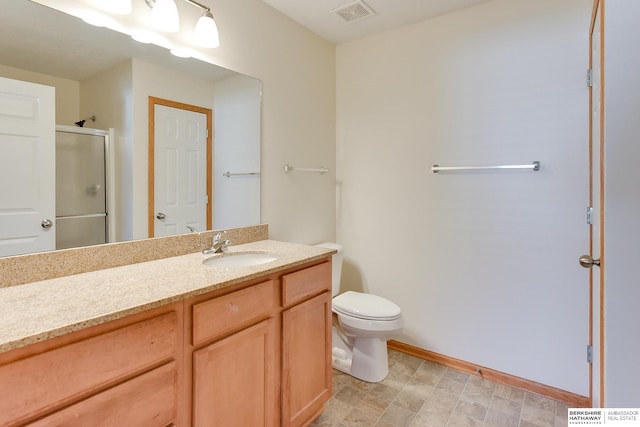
top-left (150, 0), bottom-right (180, 33)
top-left (194, 11), bottom-right (220, 48)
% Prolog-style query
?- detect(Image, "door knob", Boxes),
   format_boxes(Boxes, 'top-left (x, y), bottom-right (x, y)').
top-left (41, 219), bottom-right (53, 229)
top-left (156, 212), bottom-right (166, 220)
top-left (579, 255), bottom-right (600, 268)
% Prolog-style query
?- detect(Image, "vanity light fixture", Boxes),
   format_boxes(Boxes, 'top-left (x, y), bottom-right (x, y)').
top-left (193, 8), bottom-right (219, 48)
top-left (145, 0), bottom-right (220, 47)
top-left (148, 0), bottom-right (180, 32)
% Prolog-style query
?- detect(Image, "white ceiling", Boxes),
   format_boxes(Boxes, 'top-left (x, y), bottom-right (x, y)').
top-left (261, 0), bottom-right (493, 44)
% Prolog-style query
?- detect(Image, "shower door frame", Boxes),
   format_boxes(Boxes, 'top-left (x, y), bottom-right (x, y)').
top-left (55, 125), bottom-right (116, 244)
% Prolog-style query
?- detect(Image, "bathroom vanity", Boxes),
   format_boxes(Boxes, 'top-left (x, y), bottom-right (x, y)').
top-left (0, 239), bottom-right (334, 426)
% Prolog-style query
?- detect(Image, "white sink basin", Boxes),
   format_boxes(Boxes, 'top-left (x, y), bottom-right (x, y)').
top-left (202, 252), bottom-right (278, 268)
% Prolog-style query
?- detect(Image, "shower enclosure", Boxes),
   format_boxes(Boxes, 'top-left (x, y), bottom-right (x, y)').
top-left (55, 125), bottom-right (112, 250)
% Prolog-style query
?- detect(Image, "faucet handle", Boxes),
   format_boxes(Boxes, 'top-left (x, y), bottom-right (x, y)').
top-left (213, 230), bottom-right (227, 243)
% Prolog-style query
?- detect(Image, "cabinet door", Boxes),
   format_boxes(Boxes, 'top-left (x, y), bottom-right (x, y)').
top-left (0, 311), bottom-right (178, 426)
top-left (192, 279), bottom-right (275, 346)
top-left (282, 292), bottom-right (332, 427)
top-left (193, 319), bottom-right (276, 427)
top-left (27, 362), bottom-right (177, 427)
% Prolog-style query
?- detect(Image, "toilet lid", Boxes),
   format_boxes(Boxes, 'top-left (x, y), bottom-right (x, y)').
top-left (332, 291), bottom-right (402, 321)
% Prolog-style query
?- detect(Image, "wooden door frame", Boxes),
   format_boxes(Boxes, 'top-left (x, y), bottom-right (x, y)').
top-left (148, 97), bottom-right (213, 237)
top-left (588, 0), bottom-right (605, 407)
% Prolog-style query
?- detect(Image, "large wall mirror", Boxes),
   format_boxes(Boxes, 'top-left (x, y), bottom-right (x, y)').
top-left (0, 0), bottom-right (261, 257)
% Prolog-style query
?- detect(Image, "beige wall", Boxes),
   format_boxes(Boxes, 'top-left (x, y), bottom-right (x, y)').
top-left (80, 60), bottom-right (133, 241)
top-left (337, 0), bottom-right (591, 395)
top-left (209, 0), bottom-right (336, 244)
top-left (0, 64), bottom-right (79, 125)
top-left (213, 74), bottom-right (262, 229)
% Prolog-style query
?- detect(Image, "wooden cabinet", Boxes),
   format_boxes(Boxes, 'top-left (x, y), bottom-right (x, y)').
top-left (0, 304), bottom-right (182, 427)
top-left (29, 362), bottom-right (177, 427)
top-left (282, 292), bottom-right (332, 427)
top-left (281, 263), bottom-right (333, 427)
top-left (187, 261), bottom-right (332, 427)
top-left (192, 279), bottom-right (276, 346)
top-left (0, 257), bottom-right (332, 426)
top-left (193, 319), bottom-right (276, 426)
top-left (189, 279), bottom-right (278, 426)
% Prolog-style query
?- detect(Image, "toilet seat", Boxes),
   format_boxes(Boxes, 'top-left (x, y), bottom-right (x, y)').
top-left (333, 291), bottom-right (402, 321)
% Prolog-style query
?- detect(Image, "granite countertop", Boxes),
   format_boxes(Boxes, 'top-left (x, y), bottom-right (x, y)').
top-left (0, 240), bottom-right (335, 354)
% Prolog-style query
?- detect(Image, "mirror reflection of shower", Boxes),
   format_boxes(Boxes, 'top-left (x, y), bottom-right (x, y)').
top-left (55, 125), bottom-right (114, 250)
top-left (74, 115), bottom-right (96, 127)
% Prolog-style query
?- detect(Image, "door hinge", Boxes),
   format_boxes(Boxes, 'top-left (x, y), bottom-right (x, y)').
top-left (205, 195), bottom-right (209, 204)
top-left (206, 128), bottom-right (209, 139)
top-left (587, 206), bottom-right (594, 225)
top-left (587, 345), bottom-right (594, 364)
top-left (587, 68), bottom-right (593, 88)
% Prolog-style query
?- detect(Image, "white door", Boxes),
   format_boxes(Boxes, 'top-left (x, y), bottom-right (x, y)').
top-left (153, 104), bottom-right (208, 237)
top-left (585, 1), bottom-right (603, 407)
top-left (0, 76), bottom-right (55, 256)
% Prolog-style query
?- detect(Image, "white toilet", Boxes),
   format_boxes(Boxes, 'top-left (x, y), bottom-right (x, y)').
top-left (315, 242), bottom-right (403, 383)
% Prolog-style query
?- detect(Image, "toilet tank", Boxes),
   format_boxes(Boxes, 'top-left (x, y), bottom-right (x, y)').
top-left (315, 242), bottom-right (343, 296)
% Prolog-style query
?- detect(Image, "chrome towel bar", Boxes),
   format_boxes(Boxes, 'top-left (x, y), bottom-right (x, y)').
top-left (284, 164), bottom-right (329, 174)
top-left (222, 171), bottom-right (260, 177)
top-left (432, 161), bottom-right (540, 173)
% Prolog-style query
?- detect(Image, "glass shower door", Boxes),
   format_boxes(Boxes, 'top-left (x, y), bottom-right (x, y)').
top-left (55, 130), bottom-right (107, 250)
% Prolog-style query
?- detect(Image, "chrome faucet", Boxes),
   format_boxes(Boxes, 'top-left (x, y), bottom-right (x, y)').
top-left (202, 231), bottom-right (230, 255)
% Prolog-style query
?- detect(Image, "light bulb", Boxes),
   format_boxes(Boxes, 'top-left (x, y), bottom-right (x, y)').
top-left (194, 10), bottom-right (219, 48)
top-left (150, 0), bottom-right (179, 33)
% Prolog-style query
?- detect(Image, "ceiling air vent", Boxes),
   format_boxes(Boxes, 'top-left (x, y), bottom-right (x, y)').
top-left (331, 0), bottom-right (376, 24)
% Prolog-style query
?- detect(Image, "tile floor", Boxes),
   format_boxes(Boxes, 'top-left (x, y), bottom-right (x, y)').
top-left (310, 350), bottom-right (570, 427)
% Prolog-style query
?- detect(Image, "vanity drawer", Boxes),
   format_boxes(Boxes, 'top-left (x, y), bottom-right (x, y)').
top-left (192, 279), bottom-right (276, 346)
top-left (0, 311), bottom-right (177, 425)
top-left (282, 261), bottom-right (331, 307)
top-left (28, 361), bottom-right (177, 427)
